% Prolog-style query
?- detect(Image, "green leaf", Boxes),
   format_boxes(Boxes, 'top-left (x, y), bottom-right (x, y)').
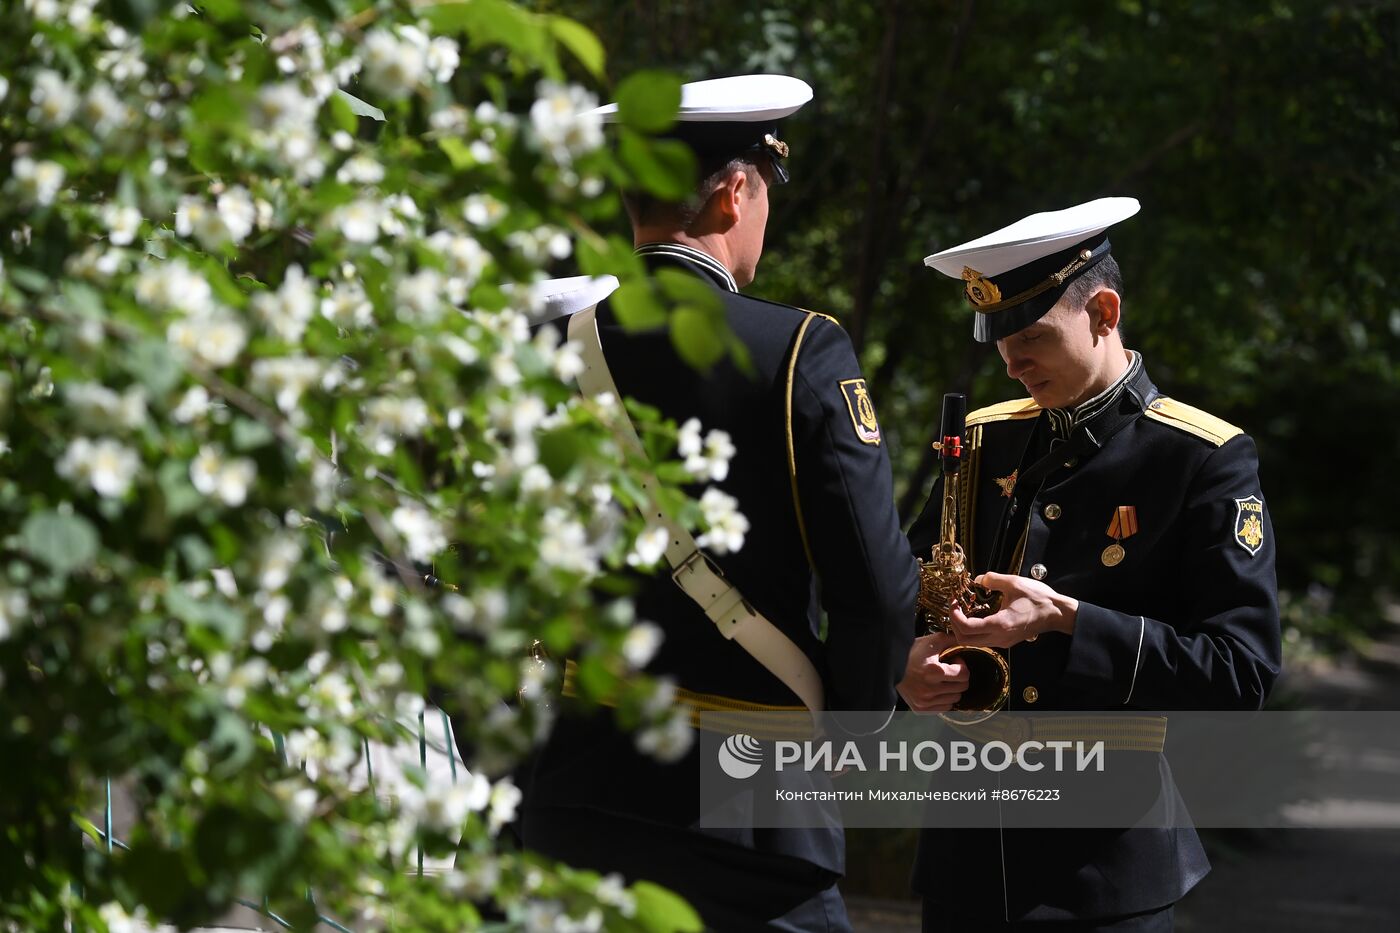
top-left (631, 881), bottom-right (704, 933)
top-left (670, 307), bottom-right (726, 372)
top-left (328, 91), bottom-right (358, 135)
top-left (655, 269), bottom-right (722, 314)
top-left (124, 340), bottom-right (183, 396)
top-left (610, 282), bottom-right (667, 331)
top-left (548, 16), bottom-right (606, 79)
top-left (618, 131), bottom-right (696, 202)
top-left (20, 511), bottom-right (100, 577)
top-left (438, 136), bottom-right (476, 170)
top-left (615, 70), bottom-right (682, 133)
top-left (60, 280), bottom-right (106, 319)
top-left (6, 266), bottom-right (49, 294)
top-left (231, 418), bottom-right (274, 451)
top-left (335, 89), bottom-right (385, 123)
top-left (424, 0), bottom-right (557, 73)
top-left (158, 460), bottom-right (203, 519)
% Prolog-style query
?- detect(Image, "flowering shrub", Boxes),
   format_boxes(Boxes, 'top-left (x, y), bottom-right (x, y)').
top-left (0, 1), bottom-right (735, 930)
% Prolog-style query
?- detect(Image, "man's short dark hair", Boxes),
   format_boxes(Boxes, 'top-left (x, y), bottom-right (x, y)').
top-left (621, 155), bottom-right (763, 232)
top-left (1061, 254), bottom-right (1125, 338)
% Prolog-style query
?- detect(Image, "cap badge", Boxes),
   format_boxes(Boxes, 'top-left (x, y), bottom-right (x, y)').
top-left (762, 134), bottom-right (790, 158)
top-left (961, 267), bottom-right (1002, 308)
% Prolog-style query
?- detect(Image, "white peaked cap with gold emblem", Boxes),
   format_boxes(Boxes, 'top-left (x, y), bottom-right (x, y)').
top-left (588, 74), bottom-right (813, 183)
top-left (924, 197), bottom-right (1141, 343)
top-left (527, 275), bottom-right (620, 325)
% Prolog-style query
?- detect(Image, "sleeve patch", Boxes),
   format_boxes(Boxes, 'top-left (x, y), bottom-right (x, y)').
top-left (1234, 495), bottom-right (1266, 556)
top-left (838, 378), bottom-right (882, 446)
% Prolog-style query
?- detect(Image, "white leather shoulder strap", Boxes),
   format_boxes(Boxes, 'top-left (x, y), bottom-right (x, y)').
top-left (568, 305), bottom-right (825, 714)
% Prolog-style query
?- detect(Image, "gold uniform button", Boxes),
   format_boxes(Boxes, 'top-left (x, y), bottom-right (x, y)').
top-left (1044, 503), bottom-right (1062, 520)
top-left (1022, 686), bottom-right (1039, 704)
top-left (1030, 563), bottom-right (1048, 581)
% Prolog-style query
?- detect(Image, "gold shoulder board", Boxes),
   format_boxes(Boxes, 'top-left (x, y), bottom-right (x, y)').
top-left (1143, 397), bottom-right (1243, 447)
top-left (967, 397), bottom-right (1042, 426)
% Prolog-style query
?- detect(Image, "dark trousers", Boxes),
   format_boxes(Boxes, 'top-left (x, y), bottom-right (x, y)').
top-left (523, 806), bottom-right (852, 932)
top-left (922, 904), bottom-right (1173, 932)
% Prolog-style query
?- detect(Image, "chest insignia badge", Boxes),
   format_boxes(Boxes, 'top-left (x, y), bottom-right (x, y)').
top-left (994, 470), bottom-right (1018, 497)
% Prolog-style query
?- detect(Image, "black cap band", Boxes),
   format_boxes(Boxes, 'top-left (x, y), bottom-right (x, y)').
top-left (970, 234), bottom-right (1112, 343)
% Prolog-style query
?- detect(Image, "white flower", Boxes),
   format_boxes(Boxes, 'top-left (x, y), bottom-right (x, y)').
top-left (391, 502), bottom-right (447, 563)
top-left (427, 231), bottom-right (488, 286)
top-left (539, 508), bottom-right (597, 576)
top-left (626, 526), bottom-right (669, 568)
top-left (101, 203), bottom-right (142, 246)
top-left (695, 487), bottom-right (750, 555)
top-left (190, 445), bottom-right (257, 507)
top-left (364, 396), bottom-right (430, 455)
top-left (336, 154), bottom-right (385, 185)
top-left (507, 226), bottom-right (571, 264)
top-left (333, 199), bottom-right (382, 243)
top-left (487, 777), bottom-right (522, 835)
top-left (463, 193), bottom-right (506, 228)
top-left (251, 265), bottom-right (317, 342)
top-left (83, 82), bottom-right (130, 137)
top-left (0, 588), bottom-right (30, 643)
top-left (529, 81), bottom-right (604, 165)
top-left (257, 82), bottom-right (318, 132)
top-left (174, 186), bottom-right (255, 250)
top-left (361, 28), bottom-right (426, 98)
top-left (595, 874), bottom-right (637, 918)
top-left (678, 419), bottom-right (736, 482)
top-left (553, 341), bottom-right (585, 381)
top-left (251, 355), bottom-right (322, 413)
top-left (167, 314), bottom-right (247, 367)
top-left (258, 534), bottom-right (302, 591)
top-left (621, 621), bottom-right (664, 668)
top-left (57, 436), bottom-right (140, 498)
top-left (221, 657), bottom-right (268, 707)
top-left (12, 156), bottom-right (65, 206)
top-left (171, 386), bottom-right (211, 423)
top-left (309, 670), bottom-right (355, 720)
top-left (426, 36), bottom-right (460, 83)
top-left (97, 902), bottom-right (149, 933)
top-left (320, 279), bottom-right (375, 328)
top-left (635, 712), bottom-right (694, 763)
top-left (134, 259), bottom-right (215, 316)
top-left (395, 269), bottom-right (445, 322)
top-left (29, 69), bottom-right (78, 127)
top-left (319, 602), bottom-right (348, 634)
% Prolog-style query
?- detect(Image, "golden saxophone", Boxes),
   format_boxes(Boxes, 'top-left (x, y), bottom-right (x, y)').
top-left (916, 393), bottom-right (1009, 716)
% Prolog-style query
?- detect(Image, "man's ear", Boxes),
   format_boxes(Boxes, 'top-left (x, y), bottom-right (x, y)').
top-left (1089, 288), bottom-right (1121, 337)
top-left (711, 167), bottom-right (747, 229)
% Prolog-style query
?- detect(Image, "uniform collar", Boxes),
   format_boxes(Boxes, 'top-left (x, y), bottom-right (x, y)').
top-left (634, 242), bottom-right (739, 293)
top-left (1045, 351), bottom-right (1146, 441)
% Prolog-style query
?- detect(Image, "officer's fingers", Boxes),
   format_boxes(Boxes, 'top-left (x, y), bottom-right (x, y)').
top-left (976, 571), bottom-right (1020, 595)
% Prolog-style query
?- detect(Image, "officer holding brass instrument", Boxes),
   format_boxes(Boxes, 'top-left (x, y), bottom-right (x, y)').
top-left (901, 198), bottom-right (1282, 930)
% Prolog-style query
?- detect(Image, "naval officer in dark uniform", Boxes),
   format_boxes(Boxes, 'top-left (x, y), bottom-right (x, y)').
top-left (521, 75), bottom-right (918, 931)
top-left (901, 198), bottom-right (1282, 930)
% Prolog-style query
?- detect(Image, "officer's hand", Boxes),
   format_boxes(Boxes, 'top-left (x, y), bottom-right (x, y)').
top-left (897, 632), bottom-right (971, 712)
top-left (947, 572), bottom-right (1079, 649)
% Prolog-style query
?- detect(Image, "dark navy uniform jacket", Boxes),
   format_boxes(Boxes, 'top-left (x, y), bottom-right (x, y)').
top-left (907, 358), bottom-right (1282, 921)
top-left (525, 245), bottom-right (917, 879)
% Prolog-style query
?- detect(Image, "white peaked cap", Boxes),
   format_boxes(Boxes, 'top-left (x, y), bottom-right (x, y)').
top-left (589, 74), bottom-right (813, 123)
top-left (924, 197), bottom-right (1141, 278)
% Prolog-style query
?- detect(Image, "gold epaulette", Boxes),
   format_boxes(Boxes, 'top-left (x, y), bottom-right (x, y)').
top-left (1144, 397), bottom-right (1242, 447)
top-left (966, 397), bottom-right (1042, 426)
